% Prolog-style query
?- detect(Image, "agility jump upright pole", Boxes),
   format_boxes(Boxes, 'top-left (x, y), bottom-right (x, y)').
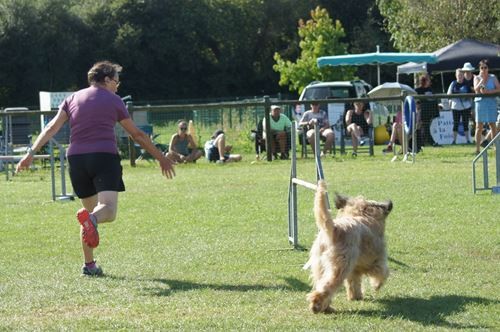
top-left (288, 121), bottom-right (329, 248)
top-left (49, 138), bottom-right (74, 201)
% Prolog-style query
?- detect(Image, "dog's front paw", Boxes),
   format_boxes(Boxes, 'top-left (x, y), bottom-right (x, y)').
top-left (307, 291), bottom-right (332, 314)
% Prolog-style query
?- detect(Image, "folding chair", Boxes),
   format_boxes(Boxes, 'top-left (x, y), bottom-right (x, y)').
top-left (134, 125), bottom-right (167, 161)
top-left (299, 124), bottom-right (336, 158)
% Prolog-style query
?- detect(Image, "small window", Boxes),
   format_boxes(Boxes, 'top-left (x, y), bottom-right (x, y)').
top-left (328, 87), bottom-right (356, 99)
top-left (303, 87), bottom-right (330, 100)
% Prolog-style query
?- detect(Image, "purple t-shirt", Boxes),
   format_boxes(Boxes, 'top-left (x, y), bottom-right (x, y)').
top-left (60, 86), bottom-right (130, 156)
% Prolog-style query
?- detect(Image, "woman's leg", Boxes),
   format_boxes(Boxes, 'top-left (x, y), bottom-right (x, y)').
top-left (80, 195), bottom-right (98, 264)
top-left (488, 122), bottom-right (497, 142)
top-left (452, 110), bottom-right (460, 143)
top-left (389, 123), bottom-right (398, 145)
top-left (306, 129), bottom-right (317, 154)
top-left (347, 124), bottom-right (361, 152)
top-left (462, 109), bottom-right (471, 142)
top-left (165, 151), bottom-right (184, 163)
top-left (93, 191), bottom-right (119, 223)
top-left (184, 149), bottom-right (202, 162)
top-left (213, 134), bottom-right (226, 161)
top-left (475, 122), bottom-right (484, 153)
top-left (79, 191), bottom-right (118, 264)
top-left (226, 154), bottom-right (242, 162)
top-left (322, 129), bottom-right (334, 155)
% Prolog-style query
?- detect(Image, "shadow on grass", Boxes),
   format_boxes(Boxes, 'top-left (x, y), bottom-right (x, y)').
top-left (387, 256), bottom-right (410, 268)
top-left (355, 295), bottom-right (498, 329)
top-left (127, 277), bottom-right (311, 297)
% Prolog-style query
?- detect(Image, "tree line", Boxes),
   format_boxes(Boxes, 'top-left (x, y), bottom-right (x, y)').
top-left (0, 0), bottom-right (497, 108)
top-left (0, 0), bottom-right (388, 107)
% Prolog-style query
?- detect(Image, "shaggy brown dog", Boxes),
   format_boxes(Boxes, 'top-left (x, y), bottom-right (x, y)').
top-left (307, 180), bottom-right (393, 314)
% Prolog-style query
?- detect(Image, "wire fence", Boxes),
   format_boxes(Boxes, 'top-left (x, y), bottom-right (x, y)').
top-left (1, 93), bottom-right (499, 164)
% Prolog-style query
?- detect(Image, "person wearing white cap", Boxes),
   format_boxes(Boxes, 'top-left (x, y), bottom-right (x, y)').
top-left (447, 69), bottom-right (473, 144)
top-left (461, 62), bottom-right (475, 89)
top-left (262, 105), bottom-right (292, 159)
top-left (460, 62), bottom-right (476, 135)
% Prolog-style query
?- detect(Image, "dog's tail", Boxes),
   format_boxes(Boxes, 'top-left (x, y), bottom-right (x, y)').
top-left (314, 180), bottom-right (334, 238)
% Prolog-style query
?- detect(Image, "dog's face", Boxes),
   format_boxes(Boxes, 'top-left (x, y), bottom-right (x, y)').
top-left (334, 193), bottom-right (393, 221)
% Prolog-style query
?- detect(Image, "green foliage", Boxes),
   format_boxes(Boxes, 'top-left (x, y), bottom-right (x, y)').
top-left (0, 0), bottom-right (84, 105)
top-left (273, 7), bottom-right (356, 94)
top-left (377, 0), bottom-right (500, 51)
top-left (1, 145), bottom-right (499, 330)
top-left (0, 1), bottom-right (395, 107)
top-left (0, 0), bottom-right (324, 106)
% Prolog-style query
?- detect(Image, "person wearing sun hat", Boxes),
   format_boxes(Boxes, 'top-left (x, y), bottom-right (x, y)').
top-left (461, 62), bottom-right (475, 89)
top-left (460, 62), bottom-right (476, 141)
top-left (447, 68), bottom-right (473, 144)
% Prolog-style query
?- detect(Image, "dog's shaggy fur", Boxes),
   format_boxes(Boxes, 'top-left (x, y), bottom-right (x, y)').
top-left (307, 180), bottom-right (393, 314)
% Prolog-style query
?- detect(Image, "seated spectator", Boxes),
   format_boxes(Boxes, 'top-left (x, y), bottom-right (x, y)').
top-left (262, 105), bottom-right (292, 160)
top-left (298, 102), bottom-right (335, 157)
top-left (384, 104), bottom-right (423, 154)
top-left (383, 109), bottom-right (402, 153)
top-left (345, 101), bottom-right (372, 156)
top-left (204, 129), bottom-right (242, 164)
top-left (165, 120), bottom-right (203, 163)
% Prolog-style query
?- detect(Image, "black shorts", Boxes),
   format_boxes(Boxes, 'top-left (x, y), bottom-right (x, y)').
top-left (206, 146), bottom-right (229, 162)
top-left (68, 153), bottom-right (125, 199)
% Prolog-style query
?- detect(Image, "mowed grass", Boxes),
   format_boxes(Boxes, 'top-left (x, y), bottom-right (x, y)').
top-left (1, 144), bottom-right (499, 331)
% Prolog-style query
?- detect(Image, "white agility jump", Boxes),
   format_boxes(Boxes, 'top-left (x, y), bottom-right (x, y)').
top-left (288, 121), bottom-right (330, 248)
top-left (1, 139), bottom-right (74, 201)
top-left (0, 154), bottom-right (50, 180)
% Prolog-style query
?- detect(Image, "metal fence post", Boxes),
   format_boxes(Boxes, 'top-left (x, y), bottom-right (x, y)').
top-left (263, 96), bottom-right (272, 161)
top-left (126, 101), bottom-right (136, 167)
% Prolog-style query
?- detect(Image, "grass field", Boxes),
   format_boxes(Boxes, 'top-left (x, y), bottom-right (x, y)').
top-left (1, 144), bottom-right (499, 331)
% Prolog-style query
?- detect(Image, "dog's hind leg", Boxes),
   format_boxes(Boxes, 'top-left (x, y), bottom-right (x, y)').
top-left (368, 261), bottom-right (389, 291)
top-left (307, 261), bottom-right (350, 313)
top-left (344, 272), bottom-right (363, 300)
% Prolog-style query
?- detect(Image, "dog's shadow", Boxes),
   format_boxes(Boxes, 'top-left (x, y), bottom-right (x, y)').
top-left (355, 295), bottom-right (498, 330)
top-left (106, 275), bottom-right (310, 297)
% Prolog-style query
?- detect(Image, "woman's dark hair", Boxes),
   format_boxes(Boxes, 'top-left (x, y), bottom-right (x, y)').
top-left (212, 129), bottom-right (224, 139)
top-left (418, 74), bottom-right (428, 85)
top-left (478, 59), bottom-right (489, 68)
top-left (87, 61), bottom-right (122, 84)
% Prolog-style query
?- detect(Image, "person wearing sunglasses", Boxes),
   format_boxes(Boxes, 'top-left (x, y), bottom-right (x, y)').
top-left (15, 61), bottom-right (175, 276)
top-left (166, 120), bottom-right (203, 163)
top-left (473, 59), bottom-right (500, 154)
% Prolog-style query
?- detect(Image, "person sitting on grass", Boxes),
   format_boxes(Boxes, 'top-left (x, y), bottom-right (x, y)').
top-left (204, 129), bottom-right (242, 164)
top-left (166, 120), bottom-right (203, 163)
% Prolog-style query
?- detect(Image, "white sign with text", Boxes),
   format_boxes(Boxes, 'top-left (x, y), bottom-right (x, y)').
top-left (431, 111), bottom-right (472, 145)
